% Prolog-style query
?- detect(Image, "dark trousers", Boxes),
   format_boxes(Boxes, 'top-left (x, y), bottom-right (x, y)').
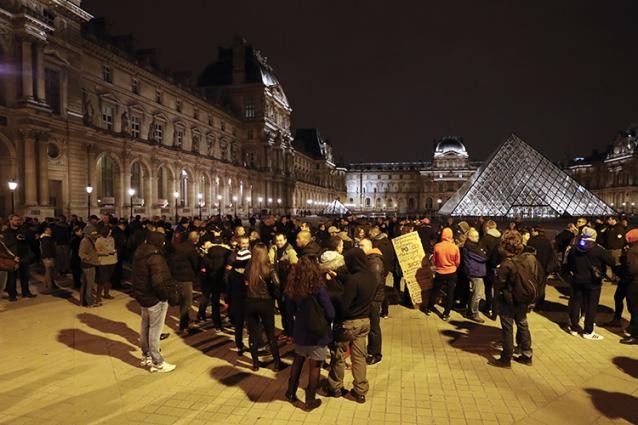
top-left (380, 271), bottom-right (389, 316)
top-left (245, 298), bottom-right (280, 366)
top-left (569, 283), bottom-right (601, 334)
top-left (626, 289), bottom-right (638, 338)
top-left (228, 273), bottom-right (247, 349)
top-left (497, 298), bottom-right (532, 359)
top-left (430, 272), bottom-right (457, 315)
top-left (288, 353), bottom-right (322, 405)
top-left (613, 280), bottom-right (628, 320)
top-left (178, 281), bottom-right (193, 330)
top-left (111, 260), bottom-right (124, 289)
top-left (276, 293), bottom-right (293, 336)
top-left (368, 301), bottom-right (382, 357)
top-left (6, 264), bottom-right (31, 298)
top-left (71, 261), bottom-right (82, 289)
top-left (484, 268), bottom-right (496, 313)
top-left (198, 279), bottom-right (224, 328)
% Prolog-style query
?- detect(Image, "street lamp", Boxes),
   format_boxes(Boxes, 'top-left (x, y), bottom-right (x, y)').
top-left (258, 196), bottom-right (263, 212)
top-left (232, 195), bottom-right (238, 216)
top-left (217, 194), bottom-right (222, 215)
top-left (173, 191), bottom-right (179, 223)
top-left (128, 188), bottom-right (136, 220)
top-left (197, 193), bottom-right (203, 219)
top-left (8, 180), bottom-right (17, 215)
top-left (86, 184), bottom-right (93, 218)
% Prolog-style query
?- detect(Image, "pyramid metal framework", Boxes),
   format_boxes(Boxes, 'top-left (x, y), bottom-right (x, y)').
top-left (439, 134), bottom-right (616, 218)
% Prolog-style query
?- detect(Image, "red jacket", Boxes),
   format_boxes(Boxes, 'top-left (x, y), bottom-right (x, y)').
top-left (433, 228), bottom-right (460, 275)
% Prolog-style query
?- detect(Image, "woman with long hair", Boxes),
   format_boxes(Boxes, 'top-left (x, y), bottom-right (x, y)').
top-left (285, 255), bottom-right (335, 411)
top-left (245, 243), bottom-right (282, 371)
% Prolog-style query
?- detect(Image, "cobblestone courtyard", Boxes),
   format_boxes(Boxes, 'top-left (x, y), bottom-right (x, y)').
top-left (1, 272), bottom-right (636, 425)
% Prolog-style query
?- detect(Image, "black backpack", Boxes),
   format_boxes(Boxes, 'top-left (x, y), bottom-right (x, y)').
top-left (510, 253), bottom-right (542, 305)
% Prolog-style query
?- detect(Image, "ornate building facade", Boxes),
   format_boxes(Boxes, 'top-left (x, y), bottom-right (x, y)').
top-left (0, 0), bottom-right (342, 219)
top-left (568, 123), bottom-right (638, 214)
top-left (345, 137), bottom-right (480, 215)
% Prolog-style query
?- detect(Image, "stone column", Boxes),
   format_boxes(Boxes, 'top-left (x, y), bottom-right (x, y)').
top-left (21, 40), bottom-right (34, 101)
top-left (87, 145), bottom-right (97, 212)
top-left (23, 132), bottom-right (37, 206)
top-left (38, 136), bottom-right (49, 206)
top-left (35, 44), bottom-right (46, 103)
top-left (60, 71), bottom-right (68, 116)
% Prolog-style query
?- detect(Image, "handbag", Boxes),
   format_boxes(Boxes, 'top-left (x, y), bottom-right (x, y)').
top-left (305, 294), bottom-right (330, 337)
top-left (0, 240), bottom-right (19, 271)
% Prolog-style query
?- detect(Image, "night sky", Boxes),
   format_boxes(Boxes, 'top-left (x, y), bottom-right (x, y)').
top-left (83, 0), bottom-right (638, 165)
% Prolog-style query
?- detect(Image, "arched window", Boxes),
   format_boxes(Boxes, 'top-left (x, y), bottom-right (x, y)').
top-left (408, 197), bottom-right (415, 210)
top-left (131, 162), bottom-right (142, 197)
top-left (179, 169), bottom-right (188, 207)
top-left (365, 198), bottom-right (371, 207)
top-left (158, 166), bottom-right (168, 199)
top-left (98, 156), bottom-right (114, 197)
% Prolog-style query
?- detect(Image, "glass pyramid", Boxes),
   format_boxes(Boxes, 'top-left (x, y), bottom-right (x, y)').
top-left (439, 133), bottom-right (616, 218)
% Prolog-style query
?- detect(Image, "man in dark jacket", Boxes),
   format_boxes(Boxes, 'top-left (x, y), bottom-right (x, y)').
top-left (462, 228), bottom-right (487, 323)
top-left (359, 238), bottom-right (385, 365)
top-left (605, 216), bottom-right (626, 282)
top-left (527, 227), bottom-right (555, 308)
top-left (198, 236), bottom-right (232, 330)
top-left (3, 215), bottom-right (36, 301)
top-left (131, 231), bottom-right (176, 373)
top-left (326, 247), bottom-right (376, 404)
top-left (491, 230), bottom-right (543, 368)
top-left (296, 230), bottom-right (321, 258)
top-left (566, 227), bottom-right (615, 340)
top-left (40, 226), bottom-right (57, 292)
top-left (619, 229), bottom-right (638, 344)
top-left (171, 231), bottom-right (200, 334)
top-left (53, 216), bottom-right (72, 275)
top-left (479, 220), bottom-right (501, 318)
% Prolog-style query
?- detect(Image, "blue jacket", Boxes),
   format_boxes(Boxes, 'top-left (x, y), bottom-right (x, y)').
top-left (287, 286), bottom-right (335, 347)
top-left (462, 241), bottom-right (488, 278)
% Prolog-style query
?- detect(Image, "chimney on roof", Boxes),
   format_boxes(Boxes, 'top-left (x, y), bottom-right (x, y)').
top-left (232, 36), bottom-right (247, 85)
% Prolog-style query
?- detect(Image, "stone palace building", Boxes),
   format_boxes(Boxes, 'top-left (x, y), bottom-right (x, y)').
top-left (0, 0), bottom-right (345, 219)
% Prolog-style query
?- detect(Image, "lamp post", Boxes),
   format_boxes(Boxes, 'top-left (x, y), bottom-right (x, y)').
top-left (267, 197), bottom-right (272, 214)
top-left (258, 196), bottom-right (263, 213)
top-left (197, 193), bottom-right (203, 220)
top-left (128, 188), bottom-right (136, 220)
top-left (173, 191), bottom-right (179, 223)
top-left (437, 198), bottom-right (442, 211)
top-left (232, 195), bottom-right (238, 216)
top-left (217, 194), bottom-right (222, 216)
top-left (86, 184), bottom-right (93, 218)
top-left (8, 180), bottom-right (17, 215)
top-left (277, 198), bottom-right (281, 213)
top-left (246, 197), bottom-right (252, 214)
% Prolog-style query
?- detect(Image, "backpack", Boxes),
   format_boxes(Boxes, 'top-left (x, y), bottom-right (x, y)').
top-left (510, 253), bottom-right (542, 305)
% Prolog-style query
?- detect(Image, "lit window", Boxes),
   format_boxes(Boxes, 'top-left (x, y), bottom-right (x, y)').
top-left (131, 115), bottom-right (140, 138)
top-left (175, 128), bottom-right (183, 147)
top-left (244, 99), bottom-right (256, 118)
top-left (131, 78), bottom-right (140, 94)
top-left (153, 122), bottom-right (163, 143)
top-left (101, 104), bottom-right (113, 130)
top-left (102, 65), bottom-right (112, 83)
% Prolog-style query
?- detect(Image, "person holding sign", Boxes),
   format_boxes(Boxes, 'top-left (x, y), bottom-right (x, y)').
top-left (427, 228), bottom-right (461, 321)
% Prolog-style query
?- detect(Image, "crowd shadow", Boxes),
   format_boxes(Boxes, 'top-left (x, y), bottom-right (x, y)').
top-left (612, 356), bottom-right (638, 380)
top-left (585, 388), bottom-right (638, 424)
top-left (440, 319), bottom-right (501, 363)
top-left (57, 328), bottom-right (140, 368)
top-left (210, 365), bottom-right (284, 403)
top-left (77, 312), bottom-right (139, 346)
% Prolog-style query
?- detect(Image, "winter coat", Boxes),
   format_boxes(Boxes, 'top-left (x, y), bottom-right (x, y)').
top-left (433, 228), bottom-right (460, 275)
top-left (52, 222), bottom-right (72, 245)
top-left (170, 240), bottom-right (199, 282)
top-left (268, 243), bottom-right (298, 289)
top-left (527, 235), bottom-right (554, 274)
top-left (202, 244), bottom-right (231, 284)
top-left (480, 228), bottom-right (502, 269)
top-left (606, 223), bottom-right (626, 250)
top-left (495, 252), bottom-right (544, 306)
top-left (298, 240), bottom-right (321, 258)
top-left (620, 243), bottom-right (638, 293)
top-left (566, 240), bottom-right (615, 286)
top-left (367, 249), bottom-right (386, 302)
top-left (372, 233), bottom-right (395, 276)
top-left (40, 234), bottom-right (56, 260)
top-left (555, 229), bottom-right (575, 253)
top-left (131, 232), bottom-right (175, 308)
top-left (319, 250), bottom-right (347, 319)
top-left (95, 236), bottom-right (117, 266)
top-left (287, 286), bottom-right (335, 346)
top-left (462, 240), bottom-right (487, 278)
top-left (79, 235), bottom-right (99, 268)
top-left (339, 248), bottom-right (376, 321)
top-left (245, 262), bottom-right (278, 299)
top-left (417, 225), bottom-right (435, 254)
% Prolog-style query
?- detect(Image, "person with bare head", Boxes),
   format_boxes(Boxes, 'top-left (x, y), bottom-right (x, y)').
top-left (170, 230), bottom-right (201, 335)
top-left (226, 236), bottom-right (252, 354)
top-left (296, 230), bottom-right (321, 258)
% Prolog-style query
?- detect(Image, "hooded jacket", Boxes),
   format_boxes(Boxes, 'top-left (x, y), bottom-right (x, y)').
top-left (619, 242), bottom-right (638, 292)
top-left (527, 234), bottom-right (554, 274)
top-left (320, 250), bottom-right (347, 316)
top-left (298, 240), bottom-right (321, 258)
top-left (366, 248), bottom-right (386, 302)
top-left (462, 240), bottom-right (487, 278)
top-left (372, 233), bottom-right (395, 275)
top-left (79, 234), bottom-right (99, 267)
top-left (131, 232), bottom-right (175, 308)
top-left (340, 248), bottom-right (376, 321)
top-left (605, 223), bottom-right (626, 250)
top-left (566, 238), bottom-right (615, 286)
top-left (202, 243), bottom-right (231, 283)
top-left (495, 251), bottom-right (544, 305)
top-left (480, 228), bottom-right (502, 268)
top-left (171, 240), bottom-right (200, 282)
top-left (433, 228), bottom-right (460, 275)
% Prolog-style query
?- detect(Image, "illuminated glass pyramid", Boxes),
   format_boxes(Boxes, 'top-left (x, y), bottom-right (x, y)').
top-left (439, 133), bottom-right (615, 218)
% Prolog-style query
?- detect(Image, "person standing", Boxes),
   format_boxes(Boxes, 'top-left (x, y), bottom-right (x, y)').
top-left (566, 227), bottom-right (615, 340)
top-left (428, 227), bottom-right (460, 321)
top-left (0, 234), bottom-right (19, 295)
top-left (70, 226), bottom-right (84, 289)
top-left (491, 230), bottom-right (543, 368)
top-left (131, 231), bottom-right (177, 373)
top-left (296, 230), bottom-right (321, 258)
top-left (225, 236), bottom-right (252, 354)
top-left (78, 230), bottom-right (99, 307)
top-left (199, 236), bottom-right (232, 330)
top-left (369, 225), bottom-right (394, 318)
top-left (171, 231), bottom-right (201, 335)
top-left (326, 248), bottom-right (376, 404)
top-left (40, 226), bottom-right (57, 293)
top-left (605, 216), bottom-right (626, 282)
top-left (268, 232), bottom-right (299, 340)
top-left (462, 228), bottom-right (488, 323)
top-left (244, 243), bottom-right (283, 371)
top-left (619, 229), bottom-right (638, 344)
top-left (95, 226), bottom-right (117, 302)
top-left (285, 256), bottom-right (335, 411)
top-left (480, 220), bottom-right (502, 319)
top-left (53, 216), bottom-right (72, 275)
top-left (358, 238), bottom-right (385, 365)
top-left (3, 215), bottom-right (36, 300)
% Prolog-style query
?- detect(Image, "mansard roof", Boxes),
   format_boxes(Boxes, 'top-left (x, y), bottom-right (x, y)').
top-left (293, 129), bottom-right (330, 161)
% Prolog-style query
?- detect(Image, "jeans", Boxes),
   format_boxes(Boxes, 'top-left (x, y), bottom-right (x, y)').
top-left (140, 301), bottom-right (169, 365)
top-left (497, 298), bottom-right (532, 360)
top-left (569, 283), bottom-right (601, 334)
top-left (245, 298), bottom-right (280, 366)
top-left (430, 272), bottom-right (457, 315)
top-left (80, 266), bottom-right (96, 306)
top-left (42, 258), bottom-right (56, 290)
top-left (367, 301), bottom-right (382, 357)
top-left (328, 317), bottom-right (371, 395)
top-left (55, 244), bottom-right (70, 274)
top-left (469, 277), bottom-right (485, 317)
top-left (178, 281), bottom-right (193, 330)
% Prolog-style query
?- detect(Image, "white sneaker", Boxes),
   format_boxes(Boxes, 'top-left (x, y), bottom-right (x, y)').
top-left (140, 355), bottom-right (152, 367)
top-left (582, 332), bottom-right (604, 341)
top-left (566, 326), bottom-right (579, 336)
top-left (150, 361), bottom-right (176, 373)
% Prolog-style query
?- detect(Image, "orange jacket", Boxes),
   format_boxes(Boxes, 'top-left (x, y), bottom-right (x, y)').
top-left (433, 228), bottom-right (460, 274)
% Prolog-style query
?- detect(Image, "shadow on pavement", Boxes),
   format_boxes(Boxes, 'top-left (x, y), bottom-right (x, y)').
top-left (77, 312), bottom-right (140, 346)
top-left (585, 388), bottom-right (638, 424)
top-left (441, 319), bottom-right (501, 363)
top-left (210, 365), bottom-right (284, 403)
top-left (613, 356), bottom-right (638, 380)
top-left (57, 328), bottom-right (140, 368)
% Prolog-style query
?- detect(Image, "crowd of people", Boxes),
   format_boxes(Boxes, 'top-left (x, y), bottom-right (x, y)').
top-left (1, 211), bottom-right (637, 410)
